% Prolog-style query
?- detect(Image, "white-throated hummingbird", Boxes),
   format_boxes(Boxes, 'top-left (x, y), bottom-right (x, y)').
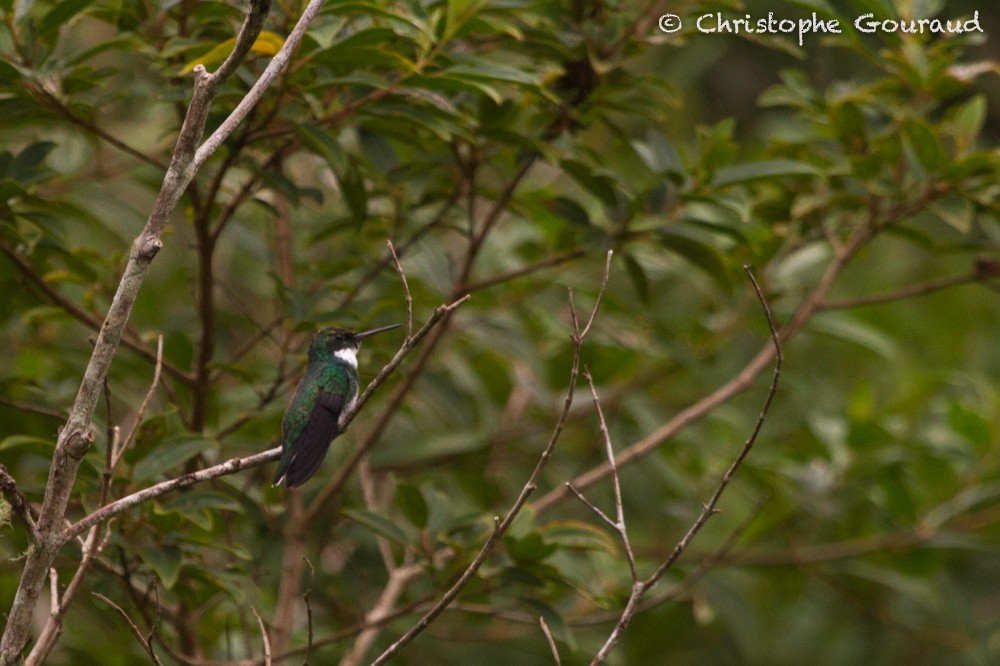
top-left (273, 324), bottom-right (400, 487)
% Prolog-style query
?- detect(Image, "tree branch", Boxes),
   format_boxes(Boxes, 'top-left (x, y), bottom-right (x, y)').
top-left (0, 0), bottom-right (290, 655)
top-left (533, 224), bottom-right (870, 514)
top-left (369, 250), bottom-right (613, 665)
top-left (588, 266), bottom-right (782, 664)
top-left (818, 260), bottom-right (1000, 310)
top-left (93, 593), bottom-right (164, 666)
top-left (0, 465), bottom-right (39, 544)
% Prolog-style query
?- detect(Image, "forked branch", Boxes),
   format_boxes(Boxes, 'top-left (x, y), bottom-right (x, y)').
top-left (369, 250), bottom-right (614, 666)
top-left (587, 266), bottom-right (782, 664)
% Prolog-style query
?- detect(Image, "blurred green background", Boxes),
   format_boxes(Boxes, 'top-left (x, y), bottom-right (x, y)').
top-left (2, 0), bottom-right (999, 663)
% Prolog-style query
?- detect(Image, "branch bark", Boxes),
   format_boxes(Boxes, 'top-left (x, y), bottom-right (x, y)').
top-left (0, 0), bottom-right (332, 659)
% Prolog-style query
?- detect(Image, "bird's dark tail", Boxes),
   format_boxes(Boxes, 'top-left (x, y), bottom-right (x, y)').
top-left (274, 440), bottom-right (334, 488)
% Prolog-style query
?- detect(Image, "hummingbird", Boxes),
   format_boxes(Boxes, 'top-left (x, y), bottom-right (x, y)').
top-left (273, 324), bottom-right (400, 488)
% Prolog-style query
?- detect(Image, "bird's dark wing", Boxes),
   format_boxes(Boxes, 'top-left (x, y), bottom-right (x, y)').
top-left (280, 389), bottom-right (345, 487)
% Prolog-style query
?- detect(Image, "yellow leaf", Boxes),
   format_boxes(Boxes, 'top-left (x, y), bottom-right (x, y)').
top-left (179, 31), bottom-right (285, 75)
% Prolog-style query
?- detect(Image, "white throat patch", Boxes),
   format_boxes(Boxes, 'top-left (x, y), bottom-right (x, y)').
top-left (335, 346), bottom-right (358, 369)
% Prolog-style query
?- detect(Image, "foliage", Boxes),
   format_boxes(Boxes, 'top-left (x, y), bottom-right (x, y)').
top-left (1, 0), bottom-right (999, 663)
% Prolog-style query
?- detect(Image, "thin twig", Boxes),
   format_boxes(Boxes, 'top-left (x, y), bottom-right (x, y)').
top-left (646, 265), bottom-right (781, 587)
top-left (574, 497), bottom-right (767, 628)
top-left (0, 0), bottom-right (278, 657)
top-left (0, 466), bottom-right (39, 544)
top-left (0, 397), bottom-right (65, 421)
top-left (93, 593), bottom-right (164, 665)
top-left (534, 223), bottom-right (870, 514)
top-left (251, 607), bottom-right (271, 666)
top-left (818, 267), bottom-right (998, 310)
top-left (588, 265), bottom-right (782, 665)
top-left (466, 249), bottom-right (585, 293)
top-left (48, 568), bottom-right (59, 620)
top-left (386, 240), bottom-right (413, 340)
top-left (62, 447), bottom-right (281, 545)
top-left (334, 193), bottom-right (460, 312)
top-left (302, 558), bottom-right (316, 666)
top-left (33, 85), bottom-right (167, 170)
top-left (117, 335), bottom-right (164, 466)
top-left (339, 564), bottom-right (422, 666)
top-left (539, 616), bottom-right (561, 666)
top-left (370, 250), bottom-right (613, 666)
top-left (569, 369), bottom-right (638, 581)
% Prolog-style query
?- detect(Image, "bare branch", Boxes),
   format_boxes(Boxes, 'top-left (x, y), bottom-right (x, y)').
top-left (465, 249), bottom-right (585, 293)
top-left (302, 558), bottom-right (316, 666)
top-left (387, 240), bottom-right (413, 340)
top-left (575, 369), bottom-right (638, 581)
top-left (818, 262), bottom-right (1000, 310)
top-left (335, 194), bottom-right (460, 312)
top-left (62, 447), bottom-right (280, 545)
top-left (339, 564), bottom-right (422, 666)
top-left (251, 607), bottom-right (271, 666)
top-left (194, 0), bottom-right (314, 169)
top-left (539, 616), bottom-right (561, 666)
top-left (370, 250), bottom-right (613, 665)
top-left (117, 334), bottom-right (164, 466)
top-left (93, 594), bottom-right (164, 666)
top-left (646, 265), bottom-right (782, 587)
top-left (534, 224), bottom-right (870, 514)
top-left (0, 466), bottom-right (38, 544)
top-left (588, 266), bottom-right (782, 665)
top-left (565, 482), bottom-right (615, 528)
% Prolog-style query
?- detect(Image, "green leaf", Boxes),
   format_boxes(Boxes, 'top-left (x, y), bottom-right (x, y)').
top-left (339, 168), bottom-right (368, 222)
top-left (38, 0), bottom-right (94, 41)
top-left (341, 508), bottom-right (409, 545)
top-left (622, 253), bottom-right (649, 303)
top-left (0, 435), bottom-right (52, 453)
top-left (319, 2), bottom-right (435, 42)
top-left (546, 196), bottom-right (590, 227)
top-left (902, 119), bottom-right (944, 171)
top-left (445, 0), bottom-right (485, 37)
top-left (442, 58), bottom-right (540, 87)
top-left (658, 228), bottom-right (731, 291)
top-left (296, 124), bottom-right (348, 175)
top-left (405, 73), bottom-right (503, 104)
top-left (521, 597), bottom-right (575, 651)
top-left (0, 58), bottom-right (23, 84)
top-left (396, 483), bottom-right (429, 528)
top-left (142, 544), bottom-right (182, 589)
top-left (504, 531), bottom-right (557, 564)
top-left (358, 130), bottom-right (398, 173)
top-left (811, 313), bottom-right (900, 360)
top-left (947, 401), bottom-right (991, 450)
top-left (12, 142), bottom-right (57, 185)
top-left (155, 491), bottom-right (244, 530)
top-left (310, 27), bottom-right (415, 71)
top-left (712, 159), bottom-right (818, 187)
top-left (929, 194), bottom-right (973, 233)
top-left (952, 95), bottom-right (985, 155)
top-left (132, 435), bottom-right (216, 480)
top-left (561, 159), bottom-right (618, 208)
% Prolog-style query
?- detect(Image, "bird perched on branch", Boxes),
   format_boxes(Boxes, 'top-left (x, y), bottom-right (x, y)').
top-left (273, 324), bottom-right (400, 487)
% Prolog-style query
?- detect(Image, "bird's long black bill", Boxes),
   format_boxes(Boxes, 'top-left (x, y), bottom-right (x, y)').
top-left (356, 323), bottom-right (401, 339)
